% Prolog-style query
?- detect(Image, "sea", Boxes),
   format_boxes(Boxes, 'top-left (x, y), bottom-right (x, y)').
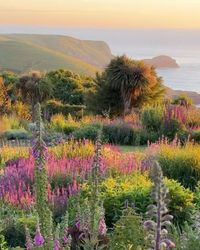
top-left (61, 28), bottom-right (200, 94)
top-left (1, 27), bottom-right (200, 94)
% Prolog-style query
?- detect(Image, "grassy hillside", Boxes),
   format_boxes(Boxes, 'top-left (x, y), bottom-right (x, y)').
top-left (0, 34), bottom-right (113, 75)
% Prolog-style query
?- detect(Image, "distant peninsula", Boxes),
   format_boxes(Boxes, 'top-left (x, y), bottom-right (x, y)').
top-left (144, 55), bottom-right (179, 68)
top-left (166, 87), bottom-right (200, 106)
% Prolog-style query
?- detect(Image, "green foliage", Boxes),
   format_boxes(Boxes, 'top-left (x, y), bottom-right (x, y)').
top-left (1, 129), bottom-right (31, 140)
top-left (109, 207), bottom-right (144, 250)
top-left (172, 95), bottom-right (193, 107)
top-left (0, 235), bottom-right (8, 250)
top-left (165, 179), bottom-right (194, 225)
top-left (86, 72), bottom-right (123, 116)
top-left (72, 123), bottom-right (102, 141)
top-left (99, 174), bottom-right (194, 227)
top-left (45, 99), bottom-right (85, 118)
top-left (49, 113), bottom-right (79, 135)
top-left (46, 69), bottom-right (96, 106)
top-left (170, 223), bottom-right (200, 250)
top-left (0, 71), bottom-right (17, 103)
top-left (33, 103), bottom-right (53, 238)
top-left (157, 143), bottom-right (200, 190)
top-left (0, 77), bottom-right (11, 115)
top-left (161, 118), bottom-right (186, 140)
top-left (191, 130), bottom-right (200, 143)
top-left (88, 56), bottom-right (165, 116)
top-left (144, 162), bottom-right (174, 250)
top-left (103, 123), bottom-right (140, 145)
top-left (141, 106), bottom-right (163, 132)
top-left (139, 130), bottom-right (160, 145)
top-left (17, 71), bottom-right (54, 121)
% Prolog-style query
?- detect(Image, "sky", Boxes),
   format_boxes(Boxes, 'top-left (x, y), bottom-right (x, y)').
top-left (0, 0), bottom-right (200, 29)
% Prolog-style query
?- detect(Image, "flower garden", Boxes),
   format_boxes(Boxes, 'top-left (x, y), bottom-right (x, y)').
top-left (1, 62), bottom-right (200, 250)
top-left (0, 104), bottom-right (200, 250)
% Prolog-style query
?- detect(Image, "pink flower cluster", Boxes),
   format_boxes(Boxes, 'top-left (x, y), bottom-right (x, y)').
top-left (164, 104), bottom-right (187, 125)
top-left (0, 145), bottom-right (144, 209)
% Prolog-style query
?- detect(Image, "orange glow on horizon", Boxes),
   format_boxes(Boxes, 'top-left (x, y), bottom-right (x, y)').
top-left (0, 0), bottom-right (200, 28)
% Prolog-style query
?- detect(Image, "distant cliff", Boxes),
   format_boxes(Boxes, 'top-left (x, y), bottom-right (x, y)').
top-left (144, 55), bottom-right (179, 68)
top-left (0, 34), bottom-right (113, 75)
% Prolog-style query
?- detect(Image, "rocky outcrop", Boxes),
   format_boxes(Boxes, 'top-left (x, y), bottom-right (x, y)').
top-left (144, 55), bottom-right (179, 68)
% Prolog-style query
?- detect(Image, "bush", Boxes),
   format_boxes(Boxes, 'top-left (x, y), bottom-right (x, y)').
top-left (1, 129), bottom-right (31, 140)
top-left (72, 123), bottom-right (102, 142)
top-left (43, 130), bottom-right (66, 146)
top-left (45, 100), bottom-right (85, 118)
top-left (139, 130), bottom-right (160, 145)
top-left (103, 122), bottom-right (139, 145)
top-left (157, 143), bottom-right (200, 190)
top-left (0, 203), bottom-right (36, 248)
top-left (109, 207), bottom-right (145, 249)
top-left (50, 113), bottom-right (80, 135)
top-left (162, 118), bottom-right (186, 140)
top-left (100, 174), bottom-right (194, 227)
top-left (50, 113), bottom-right (66, 132)
top-left (191, 130), bottom-right (200, 143)
top-left (0, 116), bottom-right (22, 133)
top-left (141, 106), bottom-right (163, 132)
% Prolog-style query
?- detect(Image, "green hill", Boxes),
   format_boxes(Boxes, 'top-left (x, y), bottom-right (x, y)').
top-left (0, 34), bottom-right (113, 75)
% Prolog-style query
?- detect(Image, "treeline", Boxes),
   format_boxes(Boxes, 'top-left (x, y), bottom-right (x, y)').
top-left (0, 55), bottom-right (165, 121)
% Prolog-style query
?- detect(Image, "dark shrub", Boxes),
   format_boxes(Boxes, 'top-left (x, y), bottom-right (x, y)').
top-left (44, 100), bottom-right (86, 118)
top-left (103, 123), bottom-right (139, 145)
top-left (162, 118), bottom-right (186, 140)
top-left (139, 130), bottom-right (160, 145)
top-left (141, 106), bottom-right (163, 132)
top-left (2, 129), bottom-right (31, 140)
top-left (191, 131), bottom-right (200, 143)
top-left (72, 123), bottom-right (102, 142)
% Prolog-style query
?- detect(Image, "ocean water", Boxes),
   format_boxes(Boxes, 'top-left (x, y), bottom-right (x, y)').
top-left (51, 28), bottom-right (200, 94)
top-left (1, 27), bottom-right (200, 93)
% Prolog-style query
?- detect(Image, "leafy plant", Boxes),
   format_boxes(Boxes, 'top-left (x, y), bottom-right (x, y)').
top-left (109, 204), bottom-right (144, 250)
top-left (144, 161), bottom-right (175, 250)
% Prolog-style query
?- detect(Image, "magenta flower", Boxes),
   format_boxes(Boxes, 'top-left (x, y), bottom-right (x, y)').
top-left (54, 239), bottom-right (61, 250)
top-left (98, 217), bottom-right (107, 236)
top-left (34, 226), bottom-right (45, 246)
top-left (75, 219), bottom-right (81, 230)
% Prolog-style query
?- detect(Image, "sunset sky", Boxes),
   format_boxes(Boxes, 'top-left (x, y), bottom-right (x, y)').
top-left (0, 0), bottom-right (200, 28)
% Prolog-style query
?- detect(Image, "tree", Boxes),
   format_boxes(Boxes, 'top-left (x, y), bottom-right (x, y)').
top-left (0, 77), bottom-right (11, 115)
top-left (86, 72), bottom-right (123, 116)
top-left (17, 71), bottom-right (53, 121)
top-left (0, 71), bottom-right (17, 103)
top-left (46, 69), bottom-right (95, 105)
top-left (88, 55), bottom-right (165, 117)
top-left (172, 94), bottom-right (192, 108)
top-left (106, 55), bottom-right (165, 115)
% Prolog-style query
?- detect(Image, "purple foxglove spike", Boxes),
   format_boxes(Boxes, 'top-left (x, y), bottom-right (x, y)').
top-left (75, 219), bottom-right (81, 230)
top-left (34, 227), bottom-right (45, 246)
top-left (99, 217), bottom-right (107, 236)
top-left (54, 239), bottom-right (61, 250)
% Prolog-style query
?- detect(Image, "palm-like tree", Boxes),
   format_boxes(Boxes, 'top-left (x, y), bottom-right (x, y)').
top-left (106, 55), bottom-right (164, 115)
top-left (17, 71), bottom-right (53, 121)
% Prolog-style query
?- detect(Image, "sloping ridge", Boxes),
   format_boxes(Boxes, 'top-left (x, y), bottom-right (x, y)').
top-left (0, 34), bottom-right (113, 75)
